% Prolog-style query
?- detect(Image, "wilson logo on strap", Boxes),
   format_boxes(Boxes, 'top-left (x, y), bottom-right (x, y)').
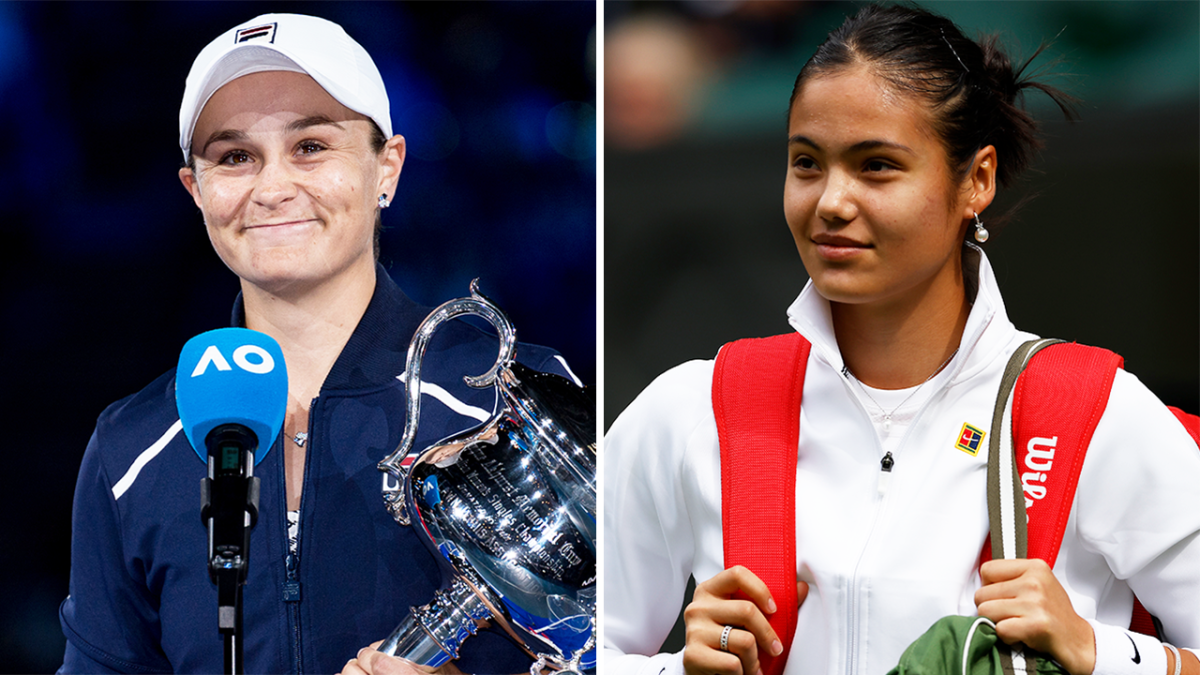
top-left (1021, 436), bottom-right (1057, 508)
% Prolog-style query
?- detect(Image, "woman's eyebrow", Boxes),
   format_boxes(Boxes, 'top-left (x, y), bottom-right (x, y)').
top-left (200, 128), bottom-right (247, 155)
top-left (285, 115), bottom-right (346, 133)
top-left (847, 139), bottom-right (915, 155)
top-left (788, 134), bottom-right (821, 150)
top-left (787, 135), bottom-right (915, 156)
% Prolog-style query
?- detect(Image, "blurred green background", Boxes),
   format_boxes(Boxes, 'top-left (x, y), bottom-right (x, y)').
top-left (606, 0), bottom-right (1198, 421)
top-left (604, 0), bottom-right (1199, 653)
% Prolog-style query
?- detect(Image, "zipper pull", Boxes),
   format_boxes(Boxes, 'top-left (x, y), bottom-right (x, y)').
top-left (878, 452), bottom-right (894, 497)
top-left (283, 552), bottom-right (302, 602)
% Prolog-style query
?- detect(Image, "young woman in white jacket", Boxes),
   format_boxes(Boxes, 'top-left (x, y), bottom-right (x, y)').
top-left (602, 5), bottom-right (1200, 675)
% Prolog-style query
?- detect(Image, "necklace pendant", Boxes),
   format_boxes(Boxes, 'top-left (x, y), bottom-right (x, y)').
top-left (293, 431), bottom-right (308, 448)
top-left (883, 416), bottom-right (892, 433)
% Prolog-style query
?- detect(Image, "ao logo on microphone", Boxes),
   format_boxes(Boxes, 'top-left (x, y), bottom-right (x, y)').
top-left (175, 328), bottom-right (288, 465)
top-left (191, 344), bottom-right (276, 377)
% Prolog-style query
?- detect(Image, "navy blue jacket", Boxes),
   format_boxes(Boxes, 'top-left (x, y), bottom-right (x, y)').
top-left (60, 269), bottom-right (576, 673)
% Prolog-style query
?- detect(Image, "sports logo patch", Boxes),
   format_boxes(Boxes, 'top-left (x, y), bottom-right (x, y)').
top-left (955, 423), bottom-right (985, 456)
top-left (235, 23), bottom-right (277, 44)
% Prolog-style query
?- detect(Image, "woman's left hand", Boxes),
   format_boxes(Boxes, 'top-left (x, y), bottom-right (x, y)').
top-left (339, 641), bottom-right (464, 675)
top-left (975, 558), bottom-right (1095, 675)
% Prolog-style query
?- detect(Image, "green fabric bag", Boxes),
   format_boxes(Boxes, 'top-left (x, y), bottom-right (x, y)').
top-left (887, 616), bottom-right (1067, 675)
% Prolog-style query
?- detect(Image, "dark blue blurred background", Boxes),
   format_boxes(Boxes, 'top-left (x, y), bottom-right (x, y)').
top-left (0, 3), bottom-right (595, 671)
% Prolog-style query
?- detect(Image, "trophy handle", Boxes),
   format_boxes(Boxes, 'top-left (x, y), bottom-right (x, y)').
top-left (529, 617), bottom-right (597, 675)
top-left (378, 280), bottom-right (517, 525)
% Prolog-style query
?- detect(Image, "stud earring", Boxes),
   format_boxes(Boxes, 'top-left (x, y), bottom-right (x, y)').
top-left (378, 193), bottom-right (391, 209)
top-left (973, 211), bottom-right (989, 243)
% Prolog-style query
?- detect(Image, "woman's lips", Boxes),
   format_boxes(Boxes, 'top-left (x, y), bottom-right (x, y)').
top-left (243, 219), bottom-right (317, 243)
top-left (812, 234), bottom-right (870, 261)
top-left (247, 219), bottom-right (315, 230)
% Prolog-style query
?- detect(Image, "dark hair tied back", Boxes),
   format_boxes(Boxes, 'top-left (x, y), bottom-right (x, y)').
top-left (790, 3), bottom-right (1077, 189)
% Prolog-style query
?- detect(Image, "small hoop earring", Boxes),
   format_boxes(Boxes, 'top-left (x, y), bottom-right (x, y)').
top-left (973, 211), bottom-right (989, 243)
top-left (378, 193), bottom-right (391, 209)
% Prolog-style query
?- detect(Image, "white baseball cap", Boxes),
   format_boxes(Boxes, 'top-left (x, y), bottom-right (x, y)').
top-left (179, 13), bottom-right (393, 160)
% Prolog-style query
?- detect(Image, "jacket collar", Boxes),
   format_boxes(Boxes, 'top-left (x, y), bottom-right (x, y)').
top-left (785, 244), bottom-right (1017, 383)
top-left (230, 264), bottom-right (431, 391)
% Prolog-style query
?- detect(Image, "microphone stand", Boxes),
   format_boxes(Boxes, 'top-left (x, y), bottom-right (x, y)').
top-left (201, 424), bottom-right (261, 675)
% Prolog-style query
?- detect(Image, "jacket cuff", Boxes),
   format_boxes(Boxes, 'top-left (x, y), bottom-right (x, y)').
top-left (664, 650), bottom-right (687, 675)
top-left (642, 650), bottom-right (685, 675)
top-left (1089, 620), bottom-right (1166, 675)
top-left (600, 648), bottom-right (685, 675)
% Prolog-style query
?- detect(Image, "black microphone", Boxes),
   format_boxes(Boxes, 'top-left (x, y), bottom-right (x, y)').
top-left (175, 328), bottom-right (287, 674)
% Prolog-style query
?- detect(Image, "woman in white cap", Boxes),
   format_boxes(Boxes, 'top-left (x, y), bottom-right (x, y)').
top-left (59, 13), bottom-right (579, 674)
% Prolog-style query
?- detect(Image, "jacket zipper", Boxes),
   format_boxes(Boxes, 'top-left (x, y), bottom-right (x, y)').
top-left (284, 548), bottom-right (302, 674)
top-left (282, 399), bottom-right (318, 674)
top-left (839, 368), bottom-right (946, 675)
top-left (841, 370), bottom-right (930, 675)
top-left (278, 436), bottom-right (304, 674)
top-left (878, 452), bottom-right (894, 497)
top-left (845, 456), bottom-right (889, 675)
top-left (838, 373), bottom-right (886, 675)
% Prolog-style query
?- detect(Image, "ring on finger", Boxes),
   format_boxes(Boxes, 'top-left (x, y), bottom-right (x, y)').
top-left (720, 625), bottom-right (734, 652)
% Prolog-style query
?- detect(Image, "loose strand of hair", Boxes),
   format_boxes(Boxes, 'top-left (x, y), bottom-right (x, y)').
top-left (1011, 37), bottom-right (1081, 123)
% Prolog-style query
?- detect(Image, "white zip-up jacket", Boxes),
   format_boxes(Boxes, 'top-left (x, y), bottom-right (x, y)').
top-left (602, 249), bottom-right (1200, 675)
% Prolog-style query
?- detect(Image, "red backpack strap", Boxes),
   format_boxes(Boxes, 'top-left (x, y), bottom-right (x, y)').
top-left (1011, 343), bottom-right (1200, 637)
top-left (1128, 599), bottom-right (1161, 639)
top-left (1008, 342), bottom-right (1178, 637)
top-left (713, 332), bottom-right (811, 675)
top-left (1168, 406), bottom-right (1200, 445)
top-left (1011, 342), bottom-right (1123, 566)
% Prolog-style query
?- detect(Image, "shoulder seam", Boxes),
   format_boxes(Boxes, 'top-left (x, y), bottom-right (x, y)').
top-left (61, 611), bottom-right (170, 674)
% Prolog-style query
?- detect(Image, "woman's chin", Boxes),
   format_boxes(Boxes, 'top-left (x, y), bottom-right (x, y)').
top-left (808, 272), bottom-right (881, 306)
top-left (226, 252), bottom-right (321, 294)
top-left (233, 249), bottom-right (374, 299)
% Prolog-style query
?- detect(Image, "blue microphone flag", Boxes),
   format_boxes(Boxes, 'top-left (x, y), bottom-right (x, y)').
top-left (175, 328), bottom-right (288, 465)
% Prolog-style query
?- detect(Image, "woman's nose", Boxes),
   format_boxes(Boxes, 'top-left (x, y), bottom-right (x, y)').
top-left (250, 157), bottom-right (298, 208)
top-left (815, 169), bottom-right (857, 224)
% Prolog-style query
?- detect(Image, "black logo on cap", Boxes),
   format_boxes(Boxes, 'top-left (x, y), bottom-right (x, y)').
top-left (235, 23), bottom-right (277, 44)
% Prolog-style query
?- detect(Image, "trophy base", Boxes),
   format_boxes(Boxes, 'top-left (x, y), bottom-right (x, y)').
top-left (378, 576), bottom-right (496, 666)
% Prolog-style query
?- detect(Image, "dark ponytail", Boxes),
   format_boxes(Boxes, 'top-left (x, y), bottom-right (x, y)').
top-left (789, 3), bottom-right (1077, 189)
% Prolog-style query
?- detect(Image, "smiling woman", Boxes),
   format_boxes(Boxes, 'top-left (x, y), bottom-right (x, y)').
top-left (784, 65), bottom-right (993, 387)
top-left (602, 4), bottom-right (1200, 675)
top-left (181, 71), bottom-right (402, 301)
top-left (57, 11), bottom-right (588, 675)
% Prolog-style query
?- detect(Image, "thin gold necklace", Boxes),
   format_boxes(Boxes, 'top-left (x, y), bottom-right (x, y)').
top-left (843, 348), bottom-right (959, 433)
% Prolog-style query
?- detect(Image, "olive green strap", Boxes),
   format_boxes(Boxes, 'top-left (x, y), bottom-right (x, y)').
top-left (987, 338), bottom-right (1064, 561)
top-left (988, 338), bottom-right (1064, 675)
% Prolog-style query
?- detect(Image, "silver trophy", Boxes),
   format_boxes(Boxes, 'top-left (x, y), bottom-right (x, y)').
top-left (377, 282), bottom-right (596, 674)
